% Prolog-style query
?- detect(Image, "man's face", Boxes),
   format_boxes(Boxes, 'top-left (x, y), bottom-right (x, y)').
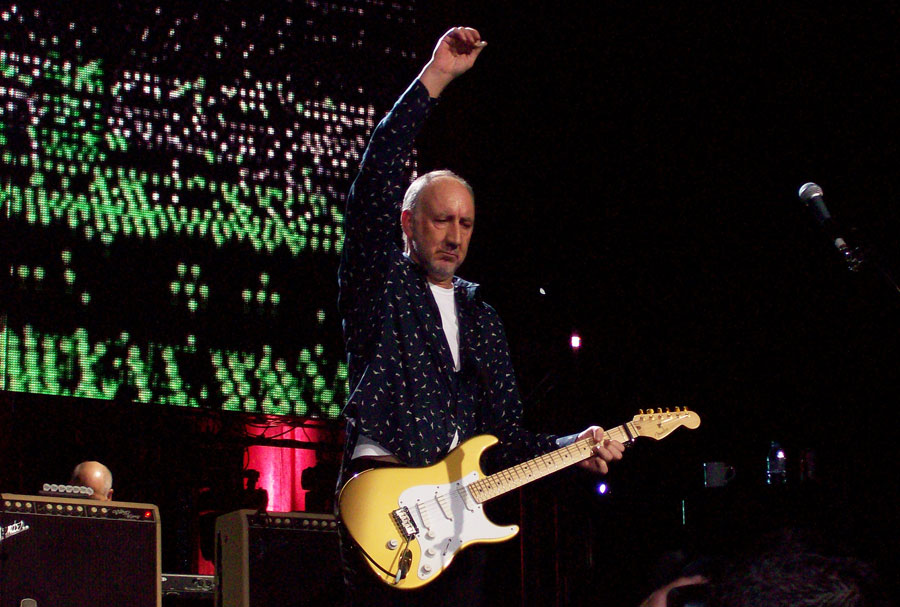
top-left (402, 177), bottom-right (475, 288)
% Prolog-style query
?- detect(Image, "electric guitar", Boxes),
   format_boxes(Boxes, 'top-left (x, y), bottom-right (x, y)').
top-left (338, 408), bottom-right (701, 589)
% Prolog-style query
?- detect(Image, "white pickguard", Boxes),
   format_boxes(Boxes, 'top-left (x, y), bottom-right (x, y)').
top-left (397, 471), bottom-right (516, 581)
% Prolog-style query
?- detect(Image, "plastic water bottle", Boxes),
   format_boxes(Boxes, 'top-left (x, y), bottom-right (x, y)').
top-left (766, 441), bottom-right (787, 485)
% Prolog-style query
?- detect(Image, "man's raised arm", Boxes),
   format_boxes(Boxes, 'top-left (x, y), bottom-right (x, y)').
top-left (338, 27), bottom-right (486, 347)
top-left (418, 27), bottom-right (486, 98)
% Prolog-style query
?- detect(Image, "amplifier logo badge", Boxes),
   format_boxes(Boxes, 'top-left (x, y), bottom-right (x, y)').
top-left (111, 508), bottom-right (141, 520)
top-left (0, 520), bottom-right (31, 543)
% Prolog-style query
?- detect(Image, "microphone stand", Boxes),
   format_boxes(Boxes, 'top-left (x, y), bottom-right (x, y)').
top-left (840, 227), bottom-right (900, 303)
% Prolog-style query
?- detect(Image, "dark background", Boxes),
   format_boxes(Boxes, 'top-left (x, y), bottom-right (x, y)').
top-left (413, 2), bottom-right (900, 602)
top-left (4, 2), bottom-right (900, 604)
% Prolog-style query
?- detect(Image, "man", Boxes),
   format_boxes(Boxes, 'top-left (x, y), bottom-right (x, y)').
top-left (336, 27), bottom-right (624, 605)
top-left (70, 460), bottom-right (113, 501)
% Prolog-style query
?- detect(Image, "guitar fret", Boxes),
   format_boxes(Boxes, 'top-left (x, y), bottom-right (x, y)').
top-left (625, 422), bottom-right (639, 441)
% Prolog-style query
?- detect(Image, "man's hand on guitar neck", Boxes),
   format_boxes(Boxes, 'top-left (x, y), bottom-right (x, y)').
top-left (575, 426), bottom-right (625, 475)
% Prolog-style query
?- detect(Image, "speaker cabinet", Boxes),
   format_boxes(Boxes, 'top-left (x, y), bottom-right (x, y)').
top-left (215, 510), bottom-right (343, 607)
top-left (0, 493), bottom-right (161, 607)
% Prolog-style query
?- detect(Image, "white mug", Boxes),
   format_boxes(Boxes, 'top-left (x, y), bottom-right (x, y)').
top-left (703, 461), bottom-right (736, 488)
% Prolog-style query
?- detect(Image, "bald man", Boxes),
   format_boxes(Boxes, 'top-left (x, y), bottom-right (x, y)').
top-left (70, 461), bottom-right (114, 501)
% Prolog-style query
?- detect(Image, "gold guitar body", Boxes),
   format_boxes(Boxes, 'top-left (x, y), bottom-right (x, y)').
top-left (338, 434), bottom-right (517, 590)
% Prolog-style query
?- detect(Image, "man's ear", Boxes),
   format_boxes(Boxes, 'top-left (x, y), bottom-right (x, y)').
top-left (106, 489), bottom-right (114, 501)
top-left (400, 209), bottom-right (414, 243)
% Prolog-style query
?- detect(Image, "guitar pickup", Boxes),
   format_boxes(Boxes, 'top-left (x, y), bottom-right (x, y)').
top-left (391, 506), bottom-right (419, 541)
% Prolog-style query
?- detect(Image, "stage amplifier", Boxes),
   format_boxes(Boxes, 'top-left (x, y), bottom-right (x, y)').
top-left (215, 509), bottom-right (342, 607)
top-left (1, 493), bottom-right (161, 607)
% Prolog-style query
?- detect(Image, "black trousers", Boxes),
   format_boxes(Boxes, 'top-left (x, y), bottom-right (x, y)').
top-left (338, 457), bottom-right (489, 607)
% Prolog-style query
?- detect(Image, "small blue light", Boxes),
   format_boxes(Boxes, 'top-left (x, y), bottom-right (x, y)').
top-left (595, 482), bottom-right (608, 495)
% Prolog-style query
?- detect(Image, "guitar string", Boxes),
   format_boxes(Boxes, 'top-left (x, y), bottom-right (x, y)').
top-left (412, 417), bottom-right (684, 523)
top-left (412, 447), bottom-right (579, 521)
top-left (400, 414), bottom-right (694, 574)
top-left (471, 425), bottom-right (634, 499)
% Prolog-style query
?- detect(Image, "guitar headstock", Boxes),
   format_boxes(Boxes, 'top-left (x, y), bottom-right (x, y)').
top-left (630, 407), bottom-right (701, 441)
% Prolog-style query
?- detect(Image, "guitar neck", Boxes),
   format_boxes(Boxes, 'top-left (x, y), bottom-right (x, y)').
top-left (467, 424), bottom-right (633, 503)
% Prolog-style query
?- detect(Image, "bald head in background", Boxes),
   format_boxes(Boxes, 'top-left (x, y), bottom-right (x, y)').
top-left (70, 461), bottom-right (114, 501)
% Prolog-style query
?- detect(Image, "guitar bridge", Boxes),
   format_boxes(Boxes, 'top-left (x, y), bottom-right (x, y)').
top-left (391, 506), bottom-right (419, 541)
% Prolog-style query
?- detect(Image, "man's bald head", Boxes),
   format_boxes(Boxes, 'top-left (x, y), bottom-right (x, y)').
top-left (70, 461), bottom-right (114, 501)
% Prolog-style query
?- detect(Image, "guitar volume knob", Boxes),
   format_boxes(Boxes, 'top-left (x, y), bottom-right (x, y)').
top-left (386, 539), bottom-right (399, 550)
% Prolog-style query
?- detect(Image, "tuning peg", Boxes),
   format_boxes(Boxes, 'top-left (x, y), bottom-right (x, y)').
top-left (674, 406), bottom-right (681, 412)
top-left (648, 408), bottom-right (655, 414)
top-left (665, 407), bottom-right (671, 413)
top-left (638, 409), bottom-right (644, 415)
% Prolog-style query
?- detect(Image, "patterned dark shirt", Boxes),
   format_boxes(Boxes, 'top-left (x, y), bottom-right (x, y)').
top-left (338, 79), bottom-right (559, 469)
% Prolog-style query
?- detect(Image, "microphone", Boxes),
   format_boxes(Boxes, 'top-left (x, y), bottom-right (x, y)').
top-left (797, 182), bottom-right (863, 271)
